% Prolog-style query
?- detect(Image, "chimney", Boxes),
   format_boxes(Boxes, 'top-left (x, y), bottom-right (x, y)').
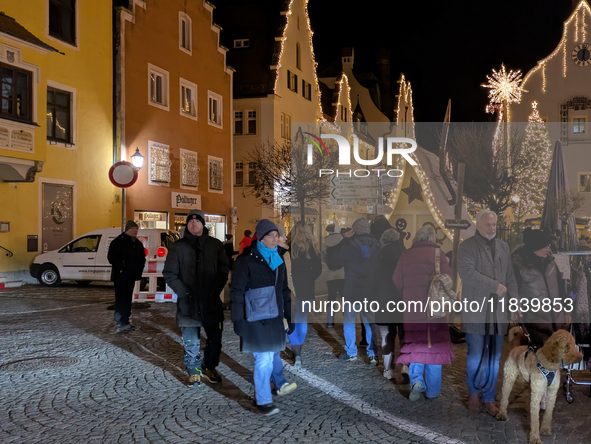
top-left (342, 47), bottom-right (354, 70)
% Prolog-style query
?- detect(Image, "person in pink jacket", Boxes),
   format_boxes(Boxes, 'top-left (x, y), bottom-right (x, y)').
top-left (393, 226), bottom-right (455, 401)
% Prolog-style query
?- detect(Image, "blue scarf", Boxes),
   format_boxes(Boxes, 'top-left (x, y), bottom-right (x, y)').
top-left (257, 242), bottom-right (283, 271)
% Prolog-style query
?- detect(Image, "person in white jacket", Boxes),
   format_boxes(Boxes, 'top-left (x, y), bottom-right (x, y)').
top-left (322, 223), bottom-right (345, 327)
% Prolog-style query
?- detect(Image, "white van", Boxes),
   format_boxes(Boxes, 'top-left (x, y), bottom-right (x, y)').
top-left (30, 228), bottom-right (179, 287)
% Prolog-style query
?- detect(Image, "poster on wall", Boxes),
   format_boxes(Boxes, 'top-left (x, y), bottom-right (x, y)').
top-left (42, 183), bottom-right (73, 251)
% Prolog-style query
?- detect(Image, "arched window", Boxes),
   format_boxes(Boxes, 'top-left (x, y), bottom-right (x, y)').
top-left (296, 42), bottom-right (301, 70)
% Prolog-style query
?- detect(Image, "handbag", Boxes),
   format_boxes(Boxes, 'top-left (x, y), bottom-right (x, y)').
top-left (245, 268), bottom-right (279, 322)
top-left (427, 248), bottom-right (459, 318)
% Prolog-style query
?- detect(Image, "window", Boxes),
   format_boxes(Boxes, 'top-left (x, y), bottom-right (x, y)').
top-left (179, 12), bottom-right (192, 54)
top-left (248, 162), bottom-right (256, 186)
top-left (208, 155), bottom-right (223, 193)
top-left (247, 110), bottom-right (256, 134)
top-left (287, 70), bottom-right (298, 93)
top-left (148, 141), bottom-right (171, 185)
top-left (233, 39), bottom-right (250, 48)
top-left (573, 117), bottom-right (586, 134)
top-left (49, 0), bottom-right (76, 46)
top-left (148, 64), bottom-right (169, 111)
top-left (296, 43), bottom-right (301, 70)
top-left (280, 112), bottom-right (291, 139)
top-left (340, 105), bottom-right (347, 122)
top-left (47, 87), bottom-right (71, 143)
top-left (580, 173), bottom-right (591, 192)
top-left (180, 149), bottom-right (199, 189)
top-left (235, 162), bottom-right (243, 186)
top-left (60, 235), bottom-right (100, 253)
top-left (302, 80), bottom-right (311, 101)
top-left (234, 111), bottom-right (243, 135)
top-left (1, 63), bottom-right (32, 122)
top-left (179, 78), bottom-right (197, 120)
top-left (208, 91), bottom-right (223, 127)
top-left (297, 15), bottom-right (300, 30)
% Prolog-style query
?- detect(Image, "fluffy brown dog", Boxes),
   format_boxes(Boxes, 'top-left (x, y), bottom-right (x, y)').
top-left (496, 327), bottom-right (582, 444)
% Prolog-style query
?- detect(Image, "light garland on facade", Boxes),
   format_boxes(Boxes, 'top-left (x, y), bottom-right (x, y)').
top-left (523, 1), bottom-right (591, 88)
top-left (542, 64), bottom-right (546, 92)
top-left (395, 74), bottom-right (415, 138)
top-left (272, 0), bottom-right (324, 122)
top-left (576, 10), bottom-right (579, 42)
top-left (563, 40), bottom-right (567, 77)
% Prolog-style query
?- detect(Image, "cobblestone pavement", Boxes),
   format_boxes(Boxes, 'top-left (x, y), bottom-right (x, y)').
top-left (1, 284), bottom-right (590, 444)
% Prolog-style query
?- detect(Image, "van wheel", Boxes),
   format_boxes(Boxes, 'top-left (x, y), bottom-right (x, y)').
top-left (39, 264), bottom-right (61, 287)
top-left (76, 281), bottom-right (92, 286)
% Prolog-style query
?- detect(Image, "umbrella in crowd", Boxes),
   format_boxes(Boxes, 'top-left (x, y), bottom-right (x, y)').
top-left (540, 140), bottom-right (578, 250)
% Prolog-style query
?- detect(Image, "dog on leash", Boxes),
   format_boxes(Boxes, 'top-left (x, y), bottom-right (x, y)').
top-left (496, 327), bottom-right (582, 444)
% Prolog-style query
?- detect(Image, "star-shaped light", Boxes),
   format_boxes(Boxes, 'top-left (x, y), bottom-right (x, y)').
top-left (401, 177), bottom-right (423, 204)
top-left (482, 64), bottom-right (528, 105)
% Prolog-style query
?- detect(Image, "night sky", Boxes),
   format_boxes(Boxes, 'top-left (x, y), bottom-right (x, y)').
top-left (213, 0), bottom-right (574, 122)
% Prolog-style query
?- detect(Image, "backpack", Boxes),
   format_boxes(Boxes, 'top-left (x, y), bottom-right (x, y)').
top-left (427, 248), bottom-right (459, 318)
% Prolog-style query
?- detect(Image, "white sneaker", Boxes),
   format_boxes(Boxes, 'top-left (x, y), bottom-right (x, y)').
top-left (383, 369), bottom-right (395, 380)
top-left (277, 382), bottom-right (297, 396)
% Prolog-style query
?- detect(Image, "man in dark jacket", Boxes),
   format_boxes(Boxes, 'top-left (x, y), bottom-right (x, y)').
top-left (107, 220), bottom-right (146, 333)
top-left (163, 210), bottom-right (229, 388)
top-left (326, 218), bottom-right (381, 364)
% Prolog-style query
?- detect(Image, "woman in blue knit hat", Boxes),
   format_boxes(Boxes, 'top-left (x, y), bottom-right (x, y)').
top-left (230, 219), bottom-right (295, 416)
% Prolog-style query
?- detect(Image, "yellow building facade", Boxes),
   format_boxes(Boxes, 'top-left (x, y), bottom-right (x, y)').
top-left (0, 1), bottom-right (118, 282)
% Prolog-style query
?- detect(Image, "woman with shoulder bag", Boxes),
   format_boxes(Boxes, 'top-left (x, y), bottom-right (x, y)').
top-left (230, 219), bottom-right (295, 416)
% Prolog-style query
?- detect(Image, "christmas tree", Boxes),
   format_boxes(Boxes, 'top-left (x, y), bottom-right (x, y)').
top-left (514, 101), bottom-right (552, 217)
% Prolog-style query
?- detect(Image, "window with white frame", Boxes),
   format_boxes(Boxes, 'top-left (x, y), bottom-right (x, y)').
top-left (233, 39), bottom-right (250, 48)
top-left (247, 110), bottom-right (256, 134)
top-left (280, 112), bottom-right (291, 139)
top-left (235, 162), bottom-right (243, 186)
top-left (234, 111), bottom-right (243, 135)
top-left (179, 12), bottom-right (192, 54)
top-left (179, 78), bottom-right (197, 120)
top-left (248, 162), bottom-right (256, 186)
top-left (148, 141), bottom-right (172, 185)
top-left (208, 155), bottom-right (223, 193)
top-left (46, 81), bottom-right (75, 146)
top-left (573, 117), bottom-right (586, 134)
top-left (208, 91), bottom-right (222, 127)
top-left (148, 64), bottom-right (169, 111)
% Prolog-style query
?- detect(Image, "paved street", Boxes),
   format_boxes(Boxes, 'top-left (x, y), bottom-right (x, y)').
top-left (1, 284), bottom-right (590, 444)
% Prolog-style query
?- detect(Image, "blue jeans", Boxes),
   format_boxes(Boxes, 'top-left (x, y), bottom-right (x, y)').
top-left (252, 352), bottom-right (287, 405)
top-left (181, 327), bottom-right (202, 376)
top-left (271, 352), bottom-right (287, 389)
top-left (289, 302), bottom-right (309, 346)
top-left (465, 333), bottom-right (504, 403)
top-left (409, 363), bottom-right (442, 398)
top-left (342, 304), bottom-right (377, 357)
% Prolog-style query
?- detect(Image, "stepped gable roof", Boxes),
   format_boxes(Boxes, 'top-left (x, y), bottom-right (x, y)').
top-left (0, 12), bottom-right (61, 54)
top-left (214, 1), bottom-right (286, 98)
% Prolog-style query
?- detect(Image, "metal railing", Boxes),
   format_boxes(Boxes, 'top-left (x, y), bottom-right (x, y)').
top-left (0, 245), bottom-right (13, 257)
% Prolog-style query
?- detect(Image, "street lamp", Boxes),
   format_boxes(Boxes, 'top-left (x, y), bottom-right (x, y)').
top-left (131, 147), bottom-right (144, 170)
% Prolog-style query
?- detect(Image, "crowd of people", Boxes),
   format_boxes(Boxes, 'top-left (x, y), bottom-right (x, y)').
top-left (107, 208), bottom-right (581, 417)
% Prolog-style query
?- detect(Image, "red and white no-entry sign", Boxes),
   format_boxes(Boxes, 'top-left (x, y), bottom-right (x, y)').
top-left (109, 161), bottom-right (138, 188)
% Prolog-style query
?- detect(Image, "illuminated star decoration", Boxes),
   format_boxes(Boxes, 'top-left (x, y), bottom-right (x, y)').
top-left (481, 64), bottom-right (528, 107)
top-left (401, 177), bottom-right (423, 204)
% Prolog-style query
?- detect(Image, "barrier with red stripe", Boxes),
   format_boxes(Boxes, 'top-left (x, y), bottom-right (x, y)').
top-left (132, 260), bottom-right (177, 303)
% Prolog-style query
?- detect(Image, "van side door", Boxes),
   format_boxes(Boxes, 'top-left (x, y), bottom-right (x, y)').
top-left (60, 235), bottom-right (101, 280)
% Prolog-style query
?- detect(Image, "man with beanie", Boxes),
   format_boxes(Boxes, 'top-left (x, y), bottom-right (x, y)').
top-left (231, 219), bottom-right (295, 416)
top-left (326, 217), bottom-right (380, 364)
top-left (163, 209), bottom-right (229, 387)
top-left (511, 227), bottom-right (571, 346)
top-left (458, 209), bottom-right (518, 416)
top-left (107, 220), bottom-right (146, 333)
top-left (322, 223), bottom-right (344, 328)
